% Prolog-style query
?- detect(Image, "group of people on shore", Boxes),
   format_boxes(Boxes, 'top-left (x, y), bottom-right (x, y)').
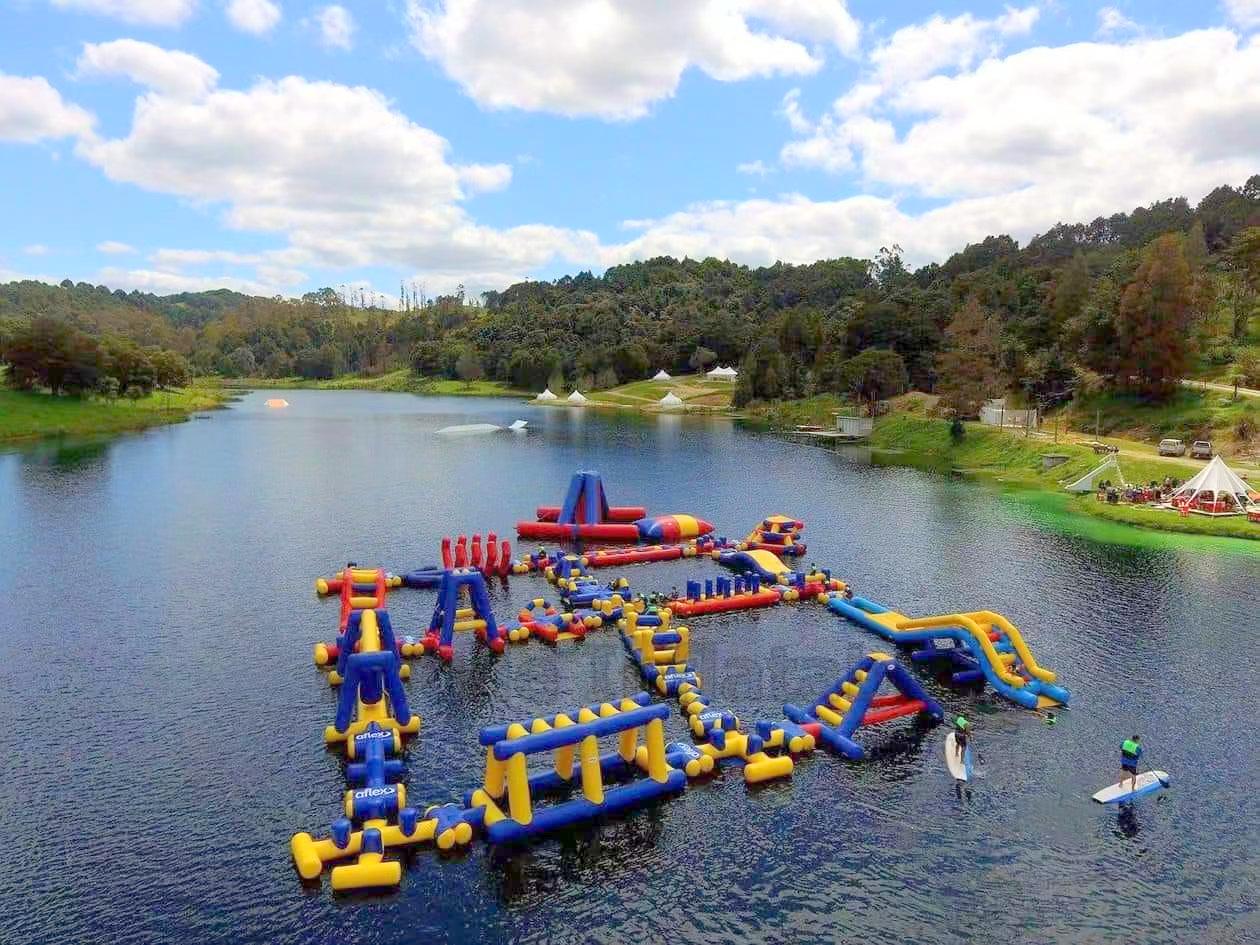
top-left (1096, 477), bottom-right (1182, 505)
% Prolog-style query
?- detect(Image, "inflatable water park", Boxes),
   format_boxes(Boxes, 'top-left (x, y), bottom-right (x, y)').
top-left (292, 470), bottom-right (1159, 893)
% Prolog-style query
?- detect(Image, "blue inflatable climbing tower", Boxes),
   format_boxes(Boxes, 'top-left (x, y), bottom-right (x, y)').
top-left (422, 568), bottom-right (504, 662)
top-left (784, 652), bottom-right (943, 759)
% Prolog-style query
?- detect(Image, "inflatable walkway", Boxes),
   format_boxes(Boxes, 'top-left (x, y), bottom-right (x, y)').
top-left (826, 594), bottom-right (1070, 709)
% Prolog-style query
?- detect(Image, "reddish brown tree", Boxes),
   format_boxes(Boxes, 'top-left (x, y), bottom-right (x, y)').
top-left (1116, 234), bottom-right (1194, 397)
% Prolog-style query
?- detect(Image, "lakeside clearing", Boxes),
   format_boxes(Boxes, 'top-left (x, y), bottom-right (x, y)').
top-left (528, 373), bottom-right (735, 411)
top-left (0, 386), bottom-right (231, 444)
top-left (864, 414), bottom-right (1260, 542)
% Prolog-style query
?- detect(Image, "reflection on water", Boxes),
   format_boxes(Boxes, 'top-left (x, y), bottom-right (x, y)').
top-left (0, 390), bottom-right (1257, 945)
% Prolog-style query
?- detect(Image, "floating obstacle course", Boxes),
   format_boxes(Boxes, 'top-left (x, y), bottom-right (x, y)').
top-left (292, 473), bottom-right (1072, 892)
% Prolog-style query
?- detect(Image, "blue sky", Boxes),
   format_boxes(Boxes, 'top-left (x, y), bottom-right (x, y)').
top-left (1, 1), bottom-right (1258, 301)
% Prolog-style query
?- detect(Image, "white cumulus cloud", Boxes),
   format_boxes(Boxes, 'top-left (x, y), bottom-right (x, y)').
top-left (315, 4), bottom-right (355, 49)
top-left (226, 0), bottom-right (281, 35)
top-left (869, 5), bottom-right (1040, 88)
top-left (0, 73), bottom-right (95, 142)
top-left (76, 74), bottom-right (594, 293)
top-left (50, 0), bottom-right (198, 27)
top-left (407, 0), bottom-right (861, 120)
top-left (77, 40), bottom-right (220, 100)
top-left (97, 240), bottom-right (138, 254)
top-left (617, 28), bottom-right (1260, 272)
top-left (1096, 6), bottom-right (1139, 37)
top-left (1225, 1), bottom-right (1260, 30)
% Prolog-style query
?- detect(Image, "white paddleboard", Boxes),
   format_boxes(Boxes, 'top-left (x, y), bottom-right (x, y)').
top-left (1091, 770), bottom-right (1170, 804)
top-left (945, 732), bottom-right (973, 781)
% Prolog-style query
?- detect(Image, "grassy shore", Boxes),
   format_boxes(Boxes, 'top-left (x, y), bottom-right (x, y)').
top-left (215, 369), bottom-right (528, 397)
top-left (865, 414), bottom-right (1260, 542)
top-left (0, 386), bottom-right (230, 443)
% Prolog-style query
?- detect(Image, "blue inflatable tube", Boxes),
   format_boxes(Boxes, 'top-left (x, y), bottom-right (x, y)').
top-left (402, 567), bottom-right (445, 589)
top-left (484, 770), bottom-right (686, 843)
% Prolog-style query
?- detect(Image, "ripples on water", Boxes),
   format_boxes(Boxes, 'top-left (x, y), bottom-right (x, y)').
top-left (1, 391), bottom-right (1257, 944)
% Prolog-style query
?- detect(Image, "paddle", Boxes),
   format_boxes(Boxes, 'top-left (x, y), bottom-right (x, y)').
top-left (1145, 763), bottom-right (1170, 789)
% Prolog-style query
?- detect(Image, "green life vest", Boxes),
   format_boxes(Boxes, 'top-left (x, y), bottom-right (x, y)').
top-left (1122, 739), bottom-right (1140, 757)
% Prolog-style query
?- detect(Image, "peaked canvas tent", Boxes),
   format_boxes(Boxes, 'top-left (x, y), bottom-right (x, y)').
top-left (1169, 455), bottom-right (1253, 513)
top-left (567, 390), bottom-right (588, 404)
top-left (1064, 456), bottom-right (1126, 493)
top-left (535, 388), bottom-right (558, 401)
top-left (658, 391), bottom-right (684, 409)
top-left (707, 365), bottom-right (738, 380)
top-left (653, 369), bottom-right (672, 380)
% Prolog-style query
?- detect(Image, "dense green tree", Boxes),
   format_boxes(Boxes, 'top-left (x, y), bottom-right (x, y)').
top-left (1227, 226), bottom-right (1260, 340)
top-left (830, 349), bottom-right (908, 413)
top-left (455, 347), bottom-right (484, 385)
top-left (2, 317), bottom-right (102, 394)
top-left (149, 349), bottom-right (191, 389)
top-left (100, 337), bottom-right (156, 395)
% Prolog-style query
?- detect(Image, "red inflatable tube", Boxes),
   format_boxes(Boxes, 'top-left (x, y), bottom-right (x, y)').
top-left (534, 505), bottom-right (646, 523)
top-left (861, 699), bottom-right (927, 726)
top-left (517, 521), bottom-right (641, 541)
top-left (584, 545), bottom-right (685, 567)
top-left (668, 588), bottom-right (783, 617)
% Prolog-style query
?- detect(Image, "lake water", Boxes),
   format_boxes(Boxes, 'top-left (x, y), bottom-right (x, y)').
top-left (1, 390), bottom-right (1256, 945)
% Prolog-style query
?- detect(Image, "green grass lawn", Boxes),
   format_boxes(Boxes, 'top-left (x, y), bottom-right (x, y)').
top-left (217, 369), bottom-right (528, 397)
top-left (867, 414), bottom-right (1260, 541)
top-left (557, 374), bottom-right (734, 411)
top-left (0, 386), bottom-right (230, 442)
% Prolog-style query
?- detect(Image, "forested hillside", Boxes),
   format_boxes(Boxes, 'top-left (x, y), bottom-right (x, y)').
top-left (3, 177), bottom-right (1259, 411)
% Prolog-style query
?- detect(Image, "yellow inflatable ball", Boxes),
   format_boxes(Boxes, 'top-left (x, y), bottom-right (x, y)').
top-left (400, 664), bottom-right (411, 680)
top-left (313, 642), bottom-right (331, 666)
top-left (816, 592), bottom-right (829, 604)
top-left (315, 578), bottom-right (329, 596)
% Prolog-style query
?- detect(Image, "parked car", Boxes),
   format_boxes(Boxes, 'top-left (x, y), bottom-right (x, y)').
top-left (1158, 438), bottom-right (1186, 456)
top-left (1191, 440), bottom-right (1213, 459)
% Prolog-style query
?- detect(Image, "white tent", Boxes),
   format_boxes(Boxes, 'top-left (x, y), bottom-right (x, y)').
top-left (567, 390), bottom-right (588, 404)
top-left (1064, 456), bottom-right (1126, 493)
top-left (534, 388), bottom-right (558, 401)
top-left (1170, 455), bottom-right (1253, 513)
top-left (653, 369), bottom-right (672, 380)
top-left (707, 365), bottom-right (738, 380)
top-left (658, 391), bottom-right (684, 409)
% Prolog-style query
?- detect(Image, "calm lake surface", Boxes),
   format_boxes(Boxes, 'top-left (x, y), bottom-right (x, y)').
top-left (1, 390), bottom-right (1257, 945)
